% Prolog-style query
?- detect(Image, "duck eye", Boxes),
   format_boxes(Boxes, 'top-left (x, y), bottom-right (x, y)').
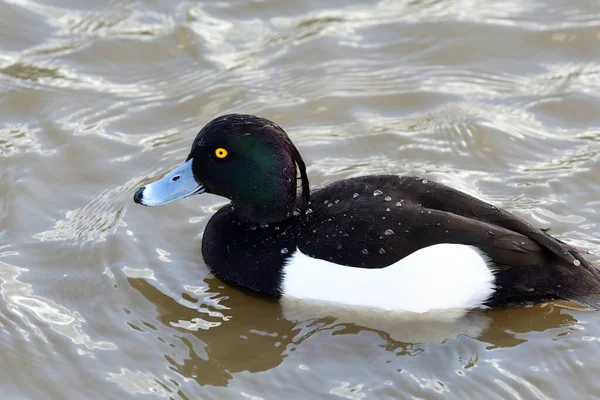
top-left (215, 148), bottom-right (228, 159)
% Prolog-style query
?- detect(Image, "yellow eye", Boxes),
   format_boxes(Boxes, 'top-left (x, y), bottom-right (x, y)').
top-left (215, 148), bottom-right (228, 159)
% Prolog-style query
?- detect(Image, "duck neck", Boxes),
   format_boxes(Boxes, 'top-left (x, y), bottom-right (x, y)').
top-left (231, 190), bottom-right (296, 224)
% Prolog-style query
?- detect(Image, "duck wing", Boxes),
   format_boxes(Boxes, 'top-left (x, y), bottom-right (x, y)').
top-left (389, 176), bottom-right (581, 266)
top-left (299, 175), bottom-right (586, 269)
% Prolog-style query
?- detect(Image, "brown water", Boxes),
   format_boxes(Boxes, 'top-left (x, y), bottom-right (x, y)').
top-left (2, 0), bottom-right (600, 398)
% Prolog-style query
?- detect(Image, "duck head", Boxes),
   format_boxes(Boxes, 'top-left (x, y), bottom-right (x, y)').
top-left (134, 114), bottom-right (310, 223)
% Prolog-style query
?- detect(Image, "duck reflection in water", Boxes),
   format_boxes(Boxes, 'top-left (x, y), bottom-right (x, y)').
top-left (129, 275), bottom-right (583, 387)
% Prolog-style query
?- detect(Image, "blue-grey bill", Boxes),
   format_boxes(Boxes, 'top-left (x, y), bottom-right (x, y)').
top-left (135, 159), bottom-right (204, 206)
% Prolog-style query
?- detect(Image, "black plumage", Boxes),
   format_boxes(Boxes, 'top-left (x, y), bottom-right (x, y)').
top-left (137, 114), bottom-right (600, 309)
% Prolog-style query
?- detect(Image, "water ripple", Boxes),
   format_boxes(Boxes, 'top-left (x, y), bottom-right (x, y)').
top-left (34, 175), bottom-right (146, 244)
top-left (0, 250), bottom-right (115, 350)
top-left (1, 0), bottom-right (600, 398)
top-left (107, 369), bottom-right (174, 398)
top-left (0, 123), bottom-right (54, 157)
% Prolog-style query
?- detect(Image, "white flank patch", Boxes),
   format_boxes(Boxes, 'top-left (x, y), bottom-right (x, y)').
top-left (282, 244), bottom-right (496, 313)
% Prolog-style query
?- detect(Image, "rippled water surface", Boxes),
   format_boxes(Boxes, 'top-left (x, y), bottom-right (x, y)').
top-left (2, 0), bottom-right (600, 398)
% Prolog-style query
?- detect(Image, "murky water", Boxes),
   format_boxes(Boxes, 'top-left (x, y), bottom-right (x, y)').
top-left (2, 0), bottom-right (600, 398)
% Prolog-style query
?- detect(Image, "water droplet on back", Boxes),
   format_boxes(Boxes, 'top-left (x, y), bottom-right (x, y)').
top-left (384, 229), bottom-right (394, 236)
top-left (361, 248), bottom-right (369, 255)
top-left (396, 202), bottom-right (402, 207)
top-left (250, 225), bottom-right (257, 231)
top-left (384, 196), bottom-right (391, 201)
top-left (305, 208), bottom-right (313, 214)
top-left (373, 190), bottom-right (383, 196)
top-left (574, 259), bottom-right (581, 266)
top-left (353, 193), bottom-right (360, 199)
top-left (281, 248), bottom-right (288, 254)
top-left (422, 179), bottom-right (428, 184)
top-left (260, 222), bottom-right (269, 229)
top-left (378, 248), bottom-right (386, 255)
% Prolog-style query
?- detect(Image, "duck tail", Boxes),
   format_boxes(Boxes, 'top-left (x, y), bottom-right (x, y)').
top-left (564, 256), bottom-right (600, 310)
